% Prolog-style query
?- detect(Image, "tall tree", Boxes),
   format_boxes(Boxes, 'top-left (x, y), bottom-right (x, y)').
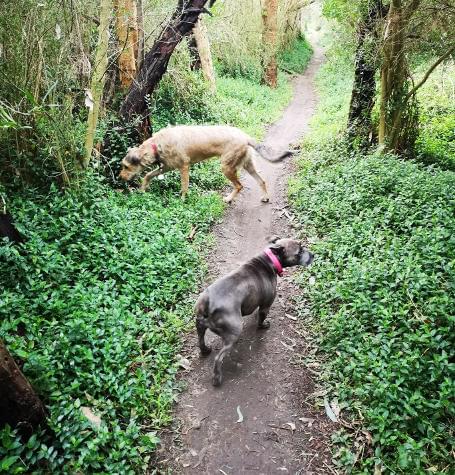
top-left (262, 0), bottom-right (278, 88)
top-left (347, 0), bottom-right (387, 147)
top-left (193, 17), bottom-right (216, 93)
top-left (118, 0), bottom-right (216, 137)
top-left (84, 0), bottom-right (112, 167)
top-left (114, 0), bottom-right (138, 89)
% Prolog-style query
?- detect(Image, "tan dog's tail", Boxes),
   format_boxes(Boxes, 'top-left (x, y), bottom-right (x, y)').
top-left (248, 141), bottom-right (293, 162)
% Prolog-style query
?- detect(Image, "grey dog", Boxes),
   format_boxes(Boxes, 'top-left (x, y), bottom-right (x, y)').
top-left (195, 238), bottom-right (314, 386)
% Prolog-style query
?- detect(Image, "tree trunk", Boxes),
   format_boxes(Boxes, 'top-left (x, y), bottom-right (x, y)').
top-left (188, 34), bottom-right (202, 70)
top-left (114, 0), bottom-right (138, 89)
top-left (347, 0), bottom-right (386, 147)
top-left (262, 0), bottom-right (278, 88)
top-left (118, 0), bottom-right (215, 137)
top-left (193, 18), bottom-right (216, 92)
top-left (83, 0), bottom-right (111, 167)
top-left (378, 0), bottom-right (414, 152)
top-left (0, 212), bottom-right (23, 243)
top-left (136, 0), bottom-right (145, 70)
top-left (0, 340), bottom-right (46, 433)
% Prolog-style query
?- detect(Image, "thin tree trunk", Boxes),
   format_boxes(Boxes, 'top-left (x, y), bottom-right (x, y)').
top-left (193, 18), bottom-right (216, 92)
top-left (188, 34), bottom-right (202, 70)
top-left (347, 0), bottom-right (386, 146)
top-left (0, 340), bottom-right (46, 433)
top-left (83, 0), bottom-right (111, 167)
top-left (115, 0), bottom-right (138, 89)
top-left (136, 0), bottom-right (145, 69)
top-left (262, 0), bottom-right (278, 88)
top-left (378, 0), bottom-right (404, 148)
top-left (118, 0), bottom-right (215, 136)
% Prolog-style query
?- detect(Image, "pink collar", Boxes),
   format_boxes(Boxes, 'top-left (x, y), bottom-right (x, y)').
top-left (151, 143), bottom-right (158, 155)
top-left (264, 248), bottom-right (283, 276)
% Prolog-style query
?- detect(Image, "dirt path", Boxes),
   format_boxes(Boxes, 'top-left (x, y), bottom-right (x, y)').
top-left (156, 42), bottom-right (335, 475)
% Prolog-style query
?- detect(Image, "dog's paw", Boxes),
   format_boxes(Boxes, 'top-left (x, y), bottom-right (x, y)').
top-left (200, 346), bottom-right (212, 356)
top-left (258, 321), bottom-right (271, 330)
top-left (212, 374), bottom-right (222, 387)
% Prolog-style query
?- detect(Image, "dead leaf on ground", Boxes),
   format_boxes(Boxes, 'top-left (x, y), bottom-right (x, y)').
top-left (176, 354), bottom-right (191, 370)
top-left (284, 422), bottom-right (296, 432)
top-left (236, 405), bottom-right (244, 423)
top-left (80, 406), bottom-right (101, 429)
top-left (299, 417), bottom-right (315, 427)
top-left (324, 399), bottom-right (338, 422)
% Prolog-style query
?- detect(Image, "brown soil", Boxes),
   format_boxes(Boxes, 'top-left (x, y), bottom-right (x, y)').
top-left (155, 45), bottom-right (337, 474)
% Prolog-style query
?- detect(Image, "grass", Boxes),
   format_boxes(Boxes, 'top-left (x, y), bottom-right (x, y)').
top-left (289, 42), bottom-right (455, 473)
top-left (0, 48), bottom-right (298, 473)
top-left (279, 36), bottom-right (313, 74)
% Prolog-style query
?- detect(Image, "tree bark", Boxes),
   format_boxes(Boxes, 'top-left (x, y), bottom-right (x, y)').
top-left (0, 213), bottom-right (23, 243)
top-left (84, 0), bottom-right (111, 167)
top-left (193, 18), bottom-right (216, 92)
top-left (347, 0), bottom-right (386, 146)
top-left (0, 340), bottom-right (46, 433)
top-left (262, 0), bottom-right (278, 88)
top-left (136, 0), bottom-right (145, 70)
top-left (114, 0), bottom-right (138, 89)
top-left (188, 34), bottom-right (202, 70)
top-left (118, 0), bottom-right (215, 134)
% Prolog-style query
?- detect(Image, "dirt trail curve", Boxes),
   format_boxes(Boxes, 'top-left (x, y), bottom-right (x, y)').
top-left (157, 42), bottom-right (335, 475)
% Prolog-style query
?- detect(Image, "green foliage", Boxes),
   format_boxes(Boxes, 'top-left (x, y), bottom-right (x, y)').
top-left (414, 61), bottom-right (455, 171)
top-left (278, 36), bottom-right (313, 74)
top-left (0, 173), bottom-right (224, 473)
top-left (289, 35), bottom-right (455, 473)
top-left (291, 144), bottom-right (455, 473)
top-left (153, 59), bottom-right (292, 139)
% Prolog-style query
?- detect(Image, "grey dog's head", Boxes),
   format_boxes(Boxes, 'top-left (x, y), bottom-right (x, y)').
top-left (267, 237), bottom-right (314, 268)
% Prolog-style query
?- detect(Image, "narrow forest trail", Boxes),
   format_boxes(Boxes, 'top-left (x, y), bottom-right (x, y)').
top-left (157, 39), bottom-right (335, 475)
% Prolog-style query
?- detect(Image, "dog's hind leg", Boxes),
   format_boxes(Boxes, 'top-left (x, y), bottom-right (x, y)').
top-left (196, 316), bottom-right (212, 356)
top-left (221, 165), bottom-right (243, 203)
top-left (243, 156), bottom-right (269, 203)
top-left (179, 164), bottom-right (190, 200)
top-left (257, 304), bottom-right (272, 329)
top-left (212, 318), bottom-right (242, 386)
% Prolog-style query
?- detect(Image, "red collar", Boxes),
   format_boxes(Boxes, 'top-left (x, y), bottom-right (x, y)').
top-left (264, 248), bottom-right (283, 276)
top-left (151, 143), bottom-right (158, 155)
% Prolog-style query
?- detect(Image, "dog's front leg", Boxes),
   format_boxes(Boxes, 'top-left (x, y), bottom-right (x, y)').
top-left (140, 166), bottom-right (167, 192)
top-left (180, 164), bottom-right (190, 200)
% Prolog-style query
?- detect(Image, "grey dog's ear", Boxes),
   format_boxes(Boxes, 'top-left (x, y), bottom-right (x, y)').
top-left (266, 235), bottom-right (281, 244)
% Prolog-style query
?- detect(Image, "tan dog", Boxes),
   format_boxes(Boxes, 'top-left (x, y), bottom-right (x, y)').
top-left (118, 125), bottom-right (291, 203)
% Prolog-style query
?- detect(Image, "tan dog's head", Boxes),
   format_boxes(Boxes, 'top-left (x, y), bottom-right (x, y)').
top-left (119, 146), bottom-right (158, 181)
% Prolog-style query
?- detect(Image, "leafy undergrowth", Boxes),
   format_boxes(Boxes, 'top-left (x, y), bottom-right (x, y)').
top-left (289, 44), bottom-right (455, 474)
top-left (291, 145), bottom-right (455, 473)
top-left (0, 172), bottom-right (224, 473)
top-left (279, 36), bottom-right (313, 74)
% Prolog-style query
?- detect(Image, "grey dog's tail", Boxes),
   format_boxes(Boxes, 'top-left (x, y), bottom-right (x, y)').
top-left (248, 141), bottom-right (293, 163)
